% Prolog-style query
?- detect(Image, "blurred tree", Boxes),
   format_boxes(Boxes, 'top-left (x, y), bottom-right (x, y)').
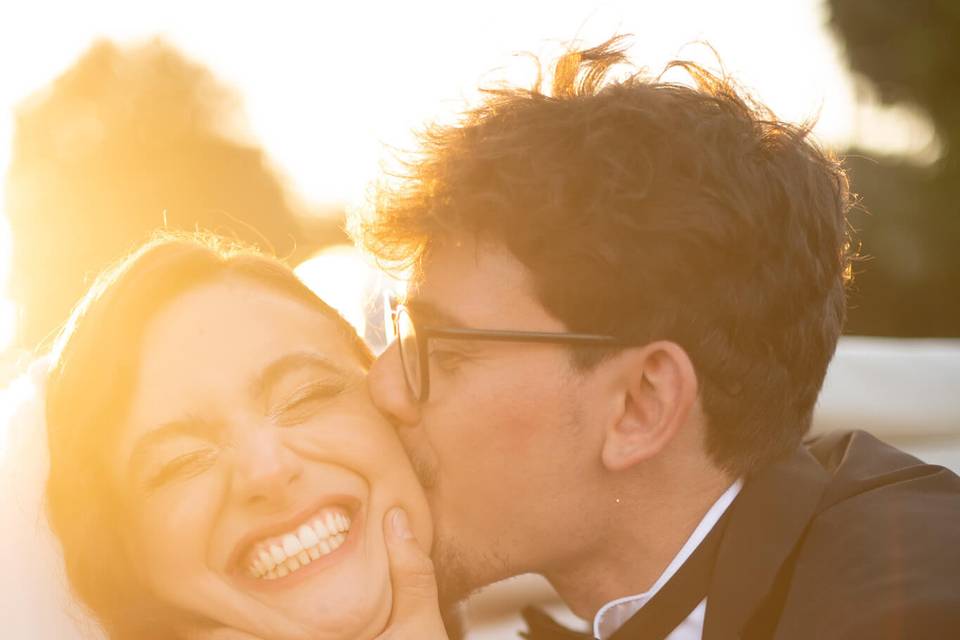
top-left (828, 0), bottom-right (960, 336)
top-left (4, 39), bottom-right (344, 349)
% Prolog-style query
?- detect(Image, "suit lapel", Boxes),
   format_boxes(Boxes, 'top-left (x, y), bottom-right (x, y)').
top-left (702, 446), bottom-right (830, 640)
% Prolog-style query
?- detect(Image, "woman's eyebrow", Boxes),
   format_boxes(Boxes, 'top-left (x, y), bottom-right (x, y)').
top-left (252, 350), bottom-right (357, 398)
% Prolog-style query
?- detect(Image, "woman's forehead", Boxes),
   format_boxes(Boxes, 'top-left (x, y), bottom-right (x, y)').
top-left (109, 280), bottom-right (367, 471)
top-left (149, 279), bottom-right (351, 356)
top-left (130, 280), bottom-right (361, 413)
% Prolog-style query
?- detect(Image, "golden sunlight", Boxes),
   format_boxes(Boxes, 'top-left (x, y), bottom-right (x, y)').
top-left (0, 0), bottom-right (940, 362)
top-left (294, 244), bottom-right (387, 344)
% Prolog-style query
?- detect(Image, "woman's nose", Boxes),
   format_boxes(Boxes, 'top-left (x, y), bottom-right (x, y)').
top-left (231, 427), bottom-right (303, 506)
top-left (368, 340), bottom-right (422, 428)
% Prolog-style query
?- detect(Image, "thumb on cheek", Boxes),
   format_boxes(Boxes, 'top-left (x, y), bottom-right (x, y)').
top-left (389, 507), bottom-right (415, 541)
top-left (375, 508), bottom-right (448, 639)
top-left (383, 507), bottom-right (439, 606)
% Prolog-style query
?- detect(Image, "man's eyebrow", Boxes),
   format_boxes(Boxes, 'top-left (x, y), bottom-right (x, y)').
top-left (405, 298), bottom-right (466, 328)
top-left (253, 350), bottom-right (357, 398)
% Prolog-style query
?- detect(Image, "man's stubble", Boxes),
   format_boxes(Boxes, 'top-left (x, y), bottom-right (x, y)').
top-left (406, 443), bottom-right (510, 607)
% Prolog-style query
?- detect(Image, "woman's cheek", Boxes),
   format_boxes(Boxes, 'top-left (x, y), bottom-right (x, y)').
top-left (288, 411), bottom-right (432, 546)
top-left (290, 412), bottom-right (399, 464)
top-left (127, 474), bottom-right (224, 585)
top-left (345, 417), bottom-right (434, 549)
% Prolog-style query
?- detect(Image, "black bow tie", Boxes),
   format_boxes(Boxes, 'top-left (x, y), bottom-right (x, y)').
top-left (520, 508), bottom-right (732, 640)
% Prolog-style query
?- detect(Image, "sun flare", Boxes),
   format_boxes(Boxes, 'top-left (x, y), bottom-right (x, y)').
top-left (294, 244), bottom-right (394, 352)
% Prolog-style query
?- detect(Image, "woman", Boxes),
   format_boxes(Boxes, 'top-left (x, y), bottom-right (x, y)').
top-left (44, 232), bottom-right (433, 639)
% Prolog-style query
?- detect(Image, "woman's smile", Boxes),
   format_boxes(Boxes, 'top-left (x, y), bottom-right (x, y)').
top-left (232, 498), bottom-right (361, 585)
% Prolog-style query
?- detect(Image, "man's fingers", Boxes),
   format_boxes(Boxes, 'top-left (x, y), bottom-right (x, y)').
top-left (376, 507), bottom-right (449, 639)
top-left (385, 507), bottom-right (440, 614)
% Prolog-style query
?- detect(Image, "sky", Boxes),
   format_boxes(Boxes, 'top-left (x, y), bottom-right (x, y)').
top-left (0, 0), bottom-right (940, 352)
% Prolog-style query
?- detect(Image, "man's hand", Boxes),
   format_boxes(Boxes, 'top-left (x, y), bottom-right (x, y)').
top-left (374, 507), bottom-right (449, 639)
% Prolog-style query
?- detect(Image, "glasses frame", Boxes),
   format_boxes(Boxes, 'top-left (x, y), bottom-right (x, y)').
top-left (391, 303), bottom-right (633, 403)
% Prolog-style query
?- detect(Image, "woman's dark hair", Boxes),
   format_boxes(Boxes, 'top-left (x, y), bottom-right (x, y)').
top-left (45, 231), bottom-right (370, 638)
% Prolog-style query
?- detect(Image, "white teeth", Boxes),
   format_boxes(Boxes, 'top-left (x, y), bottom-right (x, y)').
top-left (246, 508), bottom-right (353, 579)
top-left (313, 520), bottom-right (329, 539)
top-left (258, 549), bottom-right (276, 571)
top-left (298, 524), bottom-right (319, 549)
top-left (282, 534), bottom-right (303, 557)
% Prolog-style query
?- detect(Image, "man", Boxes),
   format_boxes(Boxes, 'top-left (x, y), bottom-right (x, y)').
top-left (364, 37), bottom-right (960, 639)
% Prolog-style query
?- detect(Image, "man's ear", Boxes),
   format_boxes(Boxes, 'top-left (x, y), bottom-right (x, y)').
top-left (601, 341), bottom-right (699, 472)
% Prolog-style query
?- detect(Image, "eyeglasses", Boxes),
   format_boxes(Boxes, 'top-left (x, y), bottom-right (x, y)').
top-left (390, 303), bottom-right (633, 403)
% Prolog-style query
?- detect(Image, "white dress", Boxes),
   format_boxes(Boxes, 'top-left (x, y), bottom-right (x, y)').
top-left (0, 358), bottom-right (105, 639)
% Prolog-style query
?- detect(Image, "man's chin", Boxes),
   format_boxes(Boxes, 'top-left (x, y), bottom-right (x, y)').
top-left (431, 536), bottom-right (515, 610)
top-left (432, 541), bottom-right (478, 608)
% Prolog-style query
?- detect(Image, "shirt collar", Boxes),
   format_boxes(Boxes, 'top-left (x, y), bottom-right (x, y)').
top-left (592, 479), bottom-right (744, 639)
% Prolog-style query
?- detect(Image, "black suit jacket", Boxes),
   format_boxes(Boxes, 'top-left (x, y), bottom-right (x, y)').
top-left (701, 430), bottom-right (960, 640)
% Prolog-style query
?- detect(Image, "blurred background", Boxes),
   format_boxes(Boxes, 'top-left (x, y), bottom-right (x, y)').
top-left (0, 0), bottom-right (958, 637)
top-left (1, 0), bottom-right (958, 372)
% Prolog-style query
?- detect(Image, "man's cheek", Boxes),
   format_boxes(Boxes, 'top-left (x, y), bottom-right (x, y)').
top-left (410, 446), bottom-right (441, 490)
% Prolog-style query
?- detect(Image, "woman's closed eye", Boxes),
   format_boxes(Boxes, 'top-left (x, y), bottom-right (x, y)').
top-left (270, 380), bottom-right (349, 426)
top-left (147, 448), bottom-right (219, 489)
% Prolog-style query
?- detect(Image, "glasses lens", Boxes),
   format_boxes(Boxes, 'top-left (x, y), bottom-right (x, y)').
top-left (396, 308), bottom-right (422, 400)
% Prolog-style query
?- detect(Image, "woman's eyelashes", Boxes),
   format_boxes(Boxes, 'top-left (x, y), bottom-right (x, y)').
top-left (147, 448), bottom-right (219, 489)
top-left (269, 379), bottom-right (349, 426)
top-left (143, 379), bottom-right (350, 489)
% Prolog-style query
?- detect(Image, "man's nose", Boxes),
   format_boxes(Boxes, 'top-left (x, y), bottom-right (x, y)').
top-left (368, 339), bottom-right (422, 428)
top-left (231, 427), bottom-right (303, 506)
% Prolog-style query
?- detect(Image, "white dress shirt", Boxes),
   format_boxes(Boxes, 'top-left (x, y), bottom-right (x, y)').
top-left (592, 479), bottom-right (744, 640)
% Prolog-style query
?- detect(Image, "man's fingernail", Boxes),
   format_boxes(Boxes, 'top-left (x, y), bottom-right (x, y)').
top-left (390, 507), bottom-right (414, 540)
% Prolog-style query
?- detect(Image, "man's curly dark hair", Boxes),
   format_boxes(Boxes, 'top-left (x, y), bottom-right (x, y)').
top-left (359, 36), bottom-right (855, 476)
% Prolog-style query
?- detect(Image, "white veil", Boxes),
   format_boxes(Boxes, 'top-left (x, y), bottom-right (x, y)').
top-left (0, 357), bottom-right (105, 638)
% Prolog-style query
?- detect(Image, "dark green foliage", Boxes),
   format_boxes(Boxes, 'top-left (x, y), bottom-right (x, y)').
top-left (829, 0), bottom-right (960, 336)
